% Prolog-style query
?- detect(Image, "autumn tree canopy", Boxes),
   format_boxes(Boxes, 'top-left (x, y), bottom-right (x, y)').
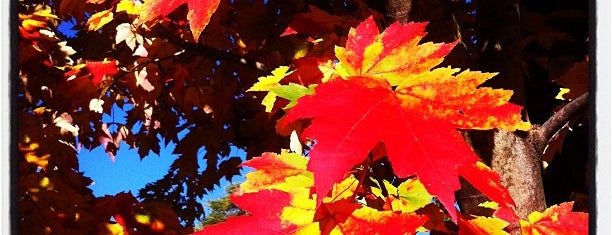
top-left (16, 0), bottom-right (589, 234)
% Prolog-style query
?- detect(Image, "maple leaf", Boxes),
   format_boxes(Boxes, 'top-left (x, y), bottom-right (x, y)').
top-left (334, 16), bottom-right (530, 131)
top-left (519, 202), bottom-right (588, 235)
top-left (116, 0), bottom-right (142, 15)
top-left (335, 207), bottom-right (428, 235)
top-left (278, 76), bottom-right (527, 221)
top-left (248, 66), bottom-right (315, 112)
top-left (371, 178), bottom-right (433, 213)
top-left (138, 0), bottom-right (221, 42)
top-left (85, 60), bottom-right (118, 86)
top-left (239, 151), bottom-right (314, 193)
top-left (458, 215), bottom-right (510, 235)
top-left (86, 10), bottom-right (114, 31)
top-left (277, 77), bottom-right (477, 220)
top-left (334, 16), bottom-right (451, 86)
top-left (276, 18), bottom-right (531, 220)
top-left (196, 190), bottom-right (294, 235)
top-left (115, 23), bottom-right (146, 51)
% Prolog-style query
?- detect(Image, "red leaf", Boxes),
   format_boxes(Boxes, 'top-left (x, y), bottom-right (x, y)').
top-left (520, 202), bottom-right (588, 235)
top-left (85, 60), bottom-right (118, 86)
top-left (278, 77), bottom-right (479, 221)
top-left (457, 162), bottom-right (517, 217)
top-left (139, 0), bottom-right (220, 42)
top-left (195, 190), bottom-right (292, 235)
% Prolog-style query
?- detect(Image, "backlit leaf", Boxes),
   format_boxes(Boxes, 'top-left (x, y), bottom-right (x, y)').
top-left (332, 207), bottom-right (427, 235)
top-left (334, 16), bottom-right (450, 86)
top-left (239, 151), bottom-right (313, 193)
top-left (248, 66), bottom-right (315, 112)
top-left (85, 60), bottom-right (118, 86)
top-left (278, 18), bottom-right (531, 220)
top-left (116, 0), bottom-right (142, 15)
top-left (458, 215), bottom-right (510, 235)
top-left (86, 10), bottom-right (113, 31)
top-left (138, 0), bottom-right (221, 42)
top-left (520, 202), bottom-right (588, 235)
top-left (371, 178), bottom-right (433, 213)
top-left (279, 77), bottom-right (479, 220)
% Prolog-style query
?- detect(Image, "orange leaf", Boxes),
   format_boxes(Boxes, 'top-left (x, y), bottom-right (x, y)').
top-left (334, 16), bottom-right (453, 86)
top-left (520, 202), bottom-right (588, 235)
top-left (86, 10), bottom-right (114, 31)
top-left (138, 0), bottom-right (220, 42)
top-left (334, 207), bottom-right (427, 235)
top-left (458, 215), bottom-right (510, 235)
top-left (239, 151), bottom-right (313, 193)
top-left (335, 17), bottom-right (530, 131)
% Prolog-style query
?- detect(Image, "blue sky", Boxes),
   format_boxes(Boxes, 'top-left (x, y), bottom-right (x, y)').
top-left (77, 141), bottom-right (247, 199)
top-left (77, 102), bottom-right (249, 219)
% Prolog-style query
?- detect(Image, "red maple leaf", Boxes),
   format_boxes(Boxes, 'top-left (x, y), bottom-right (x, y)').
top-left (85, 60), bottom-right (118, 86)
top-left (520, 202), bottom-right (588, 235)
top-left (277, 17), bottom-right (529, 221)
top-left (138, 0), bottom-right (221, 42)
top-left (195, 190), bottom-right (292, 235)
top-left (278, 77), bottom-right (479, 221)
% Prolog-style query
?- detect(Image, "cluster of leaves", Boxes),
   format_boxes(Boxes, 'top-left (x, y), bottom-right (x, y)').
top-left (196, 16), bottom-right (587, 234)
top-left (16, 0), bottom-right (589, 234)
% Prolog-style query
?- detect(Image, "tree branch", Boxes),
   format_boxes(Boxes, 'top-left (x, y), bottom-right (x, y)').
top-left (532, 92), bottom-right (589, 154)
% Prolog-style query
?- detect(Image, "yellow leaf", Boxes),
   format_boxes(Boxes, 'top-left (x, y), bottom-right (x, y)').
top-left (116, 0), bottom-right (141, 15)
top-left (248, 66), bottom-right (317, 112)
top-left (479, 201), bottom-right (500, 210)
top-left (19, 5), bottom-right (58, 30)
top-left (106, 223), bottom-right (126, 235)
top-left (87, 10), bottom-right (114, 31)
top-left (323, 175), bottom-right (359, 203)
top-left (464, 216), bottom-right (511, 235)
top-left (555, 88), bottom-right (571, 100)
top-left (134, 214), bottom-right (151, 225)
top-left (248, 66), bottom-right (292, 92)
top-left (21, 19), bottom-right (47, 31)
